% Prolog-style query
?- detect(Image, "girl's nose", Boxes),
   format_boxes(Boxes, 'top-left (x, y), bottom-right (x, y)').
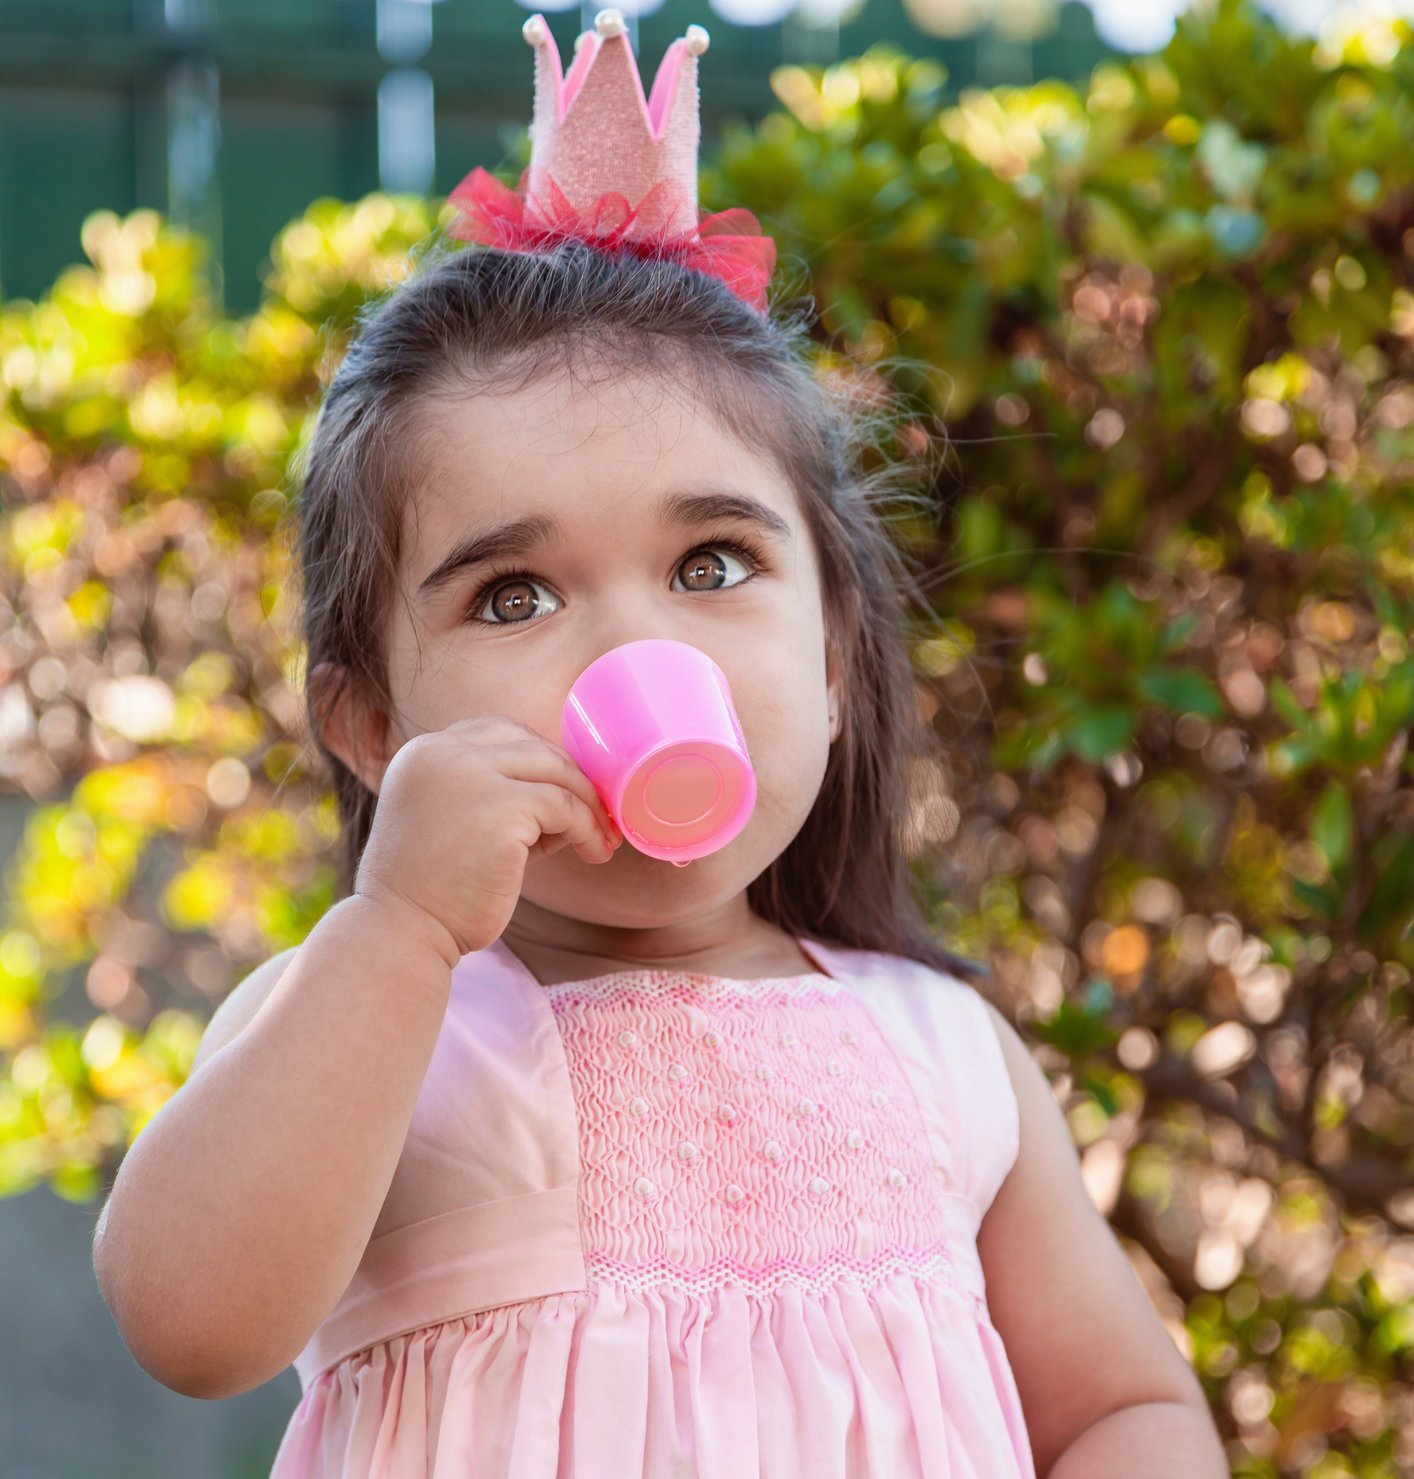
top-left (570, 570), bottom-right (727, 680)
top-left (574, 594), bottom-right (703, 674)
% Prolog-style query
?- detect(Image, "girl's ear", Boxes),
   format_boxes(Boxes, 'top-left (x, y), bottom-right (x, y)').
top-left (825, 640), bottom-right (844, 744)
top-left (309, 663), bottom-right (395, 795)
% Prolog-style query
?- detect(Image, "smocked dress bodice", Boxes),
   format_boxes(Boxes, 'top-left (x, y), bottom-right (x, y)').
top-left (270, 939), bottom-right (1035, 1479)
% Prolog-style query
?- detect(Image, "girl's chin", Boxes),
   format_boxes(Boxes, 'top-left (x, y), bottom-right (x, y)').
top-left (610, 844), bottom-right (728, 874)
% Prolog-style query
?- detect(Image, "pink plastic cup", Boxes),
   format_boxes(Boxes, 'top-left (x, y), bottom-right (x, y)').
top-left (560, 639), bottom-right (757, 863)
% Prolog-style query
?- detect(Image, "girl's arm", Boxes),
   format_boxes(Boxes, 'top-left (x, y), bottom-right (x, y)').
top-left (977, 1004), bottom-right (1228, 1479)
top-left (92, 716), bottom-right (619, 1401)
top-left (92, 894), bottom-right (459, 1400)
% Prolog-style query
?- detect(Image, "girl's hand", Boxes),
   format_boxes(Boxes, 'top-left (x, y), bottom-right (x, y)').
top-left (353, 716), bottom-right (622, 962)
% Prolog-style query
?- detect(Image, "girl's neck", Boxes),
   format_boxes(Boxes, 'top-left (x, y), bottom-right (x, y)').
top-left (501, 895), bottom-right (818, 986)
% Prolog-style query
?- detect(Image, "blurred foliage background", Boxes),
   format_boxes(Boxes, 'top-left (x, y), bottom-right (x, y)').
top-left (2, 0), bottom-right (1413, 1473)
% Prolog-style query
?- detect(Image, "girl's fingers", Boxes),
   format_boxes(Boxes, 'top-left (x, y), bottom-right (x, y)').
top-left (525, 782), bottom-right (617, 863)
top-left (486, 734), bottom-right (621, 844)
top-left (536, 746), bottom-right (620, 842)
top-left (437, 718), bottom-right (622, 852)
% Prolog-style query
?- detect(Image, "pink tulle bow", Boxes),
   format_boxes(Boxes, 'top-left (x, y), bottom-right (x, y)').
top-left (448, 167), bottom-right (776, 314)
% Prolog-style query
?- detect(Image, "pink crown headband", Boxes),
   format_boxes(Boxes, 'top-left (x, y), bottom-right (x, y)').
top-left (448, 8), bottom-right (777, 313)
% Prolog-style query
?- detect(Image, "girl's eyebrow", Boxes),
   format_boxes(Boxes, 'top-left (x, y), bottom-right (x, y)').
top-left (417, 489), bottom-right (791, 597)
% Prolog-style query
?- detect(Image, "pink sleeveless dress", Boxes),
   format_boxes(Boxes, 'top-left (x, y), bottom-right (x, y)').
top-left (269, 938), bottom-right (1035, 1478)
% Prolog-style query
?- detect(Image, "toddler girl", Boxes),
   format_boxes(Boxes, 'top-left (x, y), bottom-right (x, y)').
top-left (94, 11), bottom-right (1225, 1477)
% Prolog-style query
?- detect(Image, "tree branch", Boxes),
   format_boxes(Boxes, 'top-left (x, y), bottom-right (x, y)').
top-left (1137, 1057), bottom-right (1412, 1218)
top-left (1110, 1185), bottom-right (1201, 1303)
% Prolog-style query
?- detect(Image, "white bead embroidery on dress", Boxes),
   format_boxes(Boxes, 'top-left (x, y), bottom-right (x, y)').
top-left (547, 971), bottom-right (958, 1297)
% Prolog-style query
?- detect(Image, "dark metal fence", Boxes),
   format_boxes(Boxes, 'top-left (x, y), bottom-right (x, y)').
top-left (0, 0), bottom-right (1112, 310)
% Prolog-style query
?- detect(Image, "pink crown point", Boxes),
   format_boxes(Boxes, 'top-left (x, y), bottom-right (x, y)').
top-left (449, 10), bottom-right (774, 313)
top-left (521, 10), bottom-right (707, 241)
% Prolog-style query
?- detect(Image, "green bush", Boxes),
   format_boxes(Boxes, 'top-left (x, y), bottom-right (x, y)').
top-left (1, 0), bottom-right (1411, 1470)
top-left (0, 194), bottom-right (441, 1193)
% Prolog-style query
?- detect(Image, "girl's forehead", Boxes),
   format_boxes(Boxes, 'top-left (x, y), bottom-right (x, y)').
top-left (418, 365), bottom-right (754, 464)
top-left (404, 371), bottom-right (802, 549)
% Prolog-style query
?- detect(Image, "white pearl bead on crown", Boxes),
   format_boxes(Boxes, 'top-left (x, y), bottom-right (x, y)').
top-left (684, 24), bottom-right (710, 56)
top-left (522, 14), bottom-right (549, 46)
top-left (595, 8), bottom-right (627, 37)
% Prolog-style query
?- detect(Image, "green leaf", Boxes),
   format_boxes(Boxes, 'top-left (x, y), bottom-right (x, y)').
top-left (1079, 1071), bottom-right (1120, 1116)
top-left (1030, 998), bottom-right (1120, 1057)
top-left (1310, 781), bottom-right (1353, 872)
top-left (1138, 667), bottom-right (1225, 720)
top-left (1159, 612), bottom-right (1201, 653)
top-left (1292, 878), bottom-right (1340, 919)
top-left (1360, 834), bottom-right (1414, 937)
top-left (1067, 704), bottom-right (1135, 762)
top-left (1269, 677), bottom-right (1314, 736)
top-left (1373, 1305), bottom-right (1414, 1357)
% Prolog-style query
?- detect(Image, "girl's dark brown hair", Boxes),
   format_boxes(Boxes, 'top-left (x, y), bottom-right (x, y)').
top-left (298, 240), bottom-right (961, 973)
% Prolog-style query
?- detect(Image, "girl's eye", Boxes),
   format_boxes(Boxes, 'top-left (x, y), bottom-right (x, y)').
top-left (470, 541), bottom-right (763, 627)
top-left (672, 546), bottom-right (754, 594)
top-left (475, 577), bottom-right (562, 625)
